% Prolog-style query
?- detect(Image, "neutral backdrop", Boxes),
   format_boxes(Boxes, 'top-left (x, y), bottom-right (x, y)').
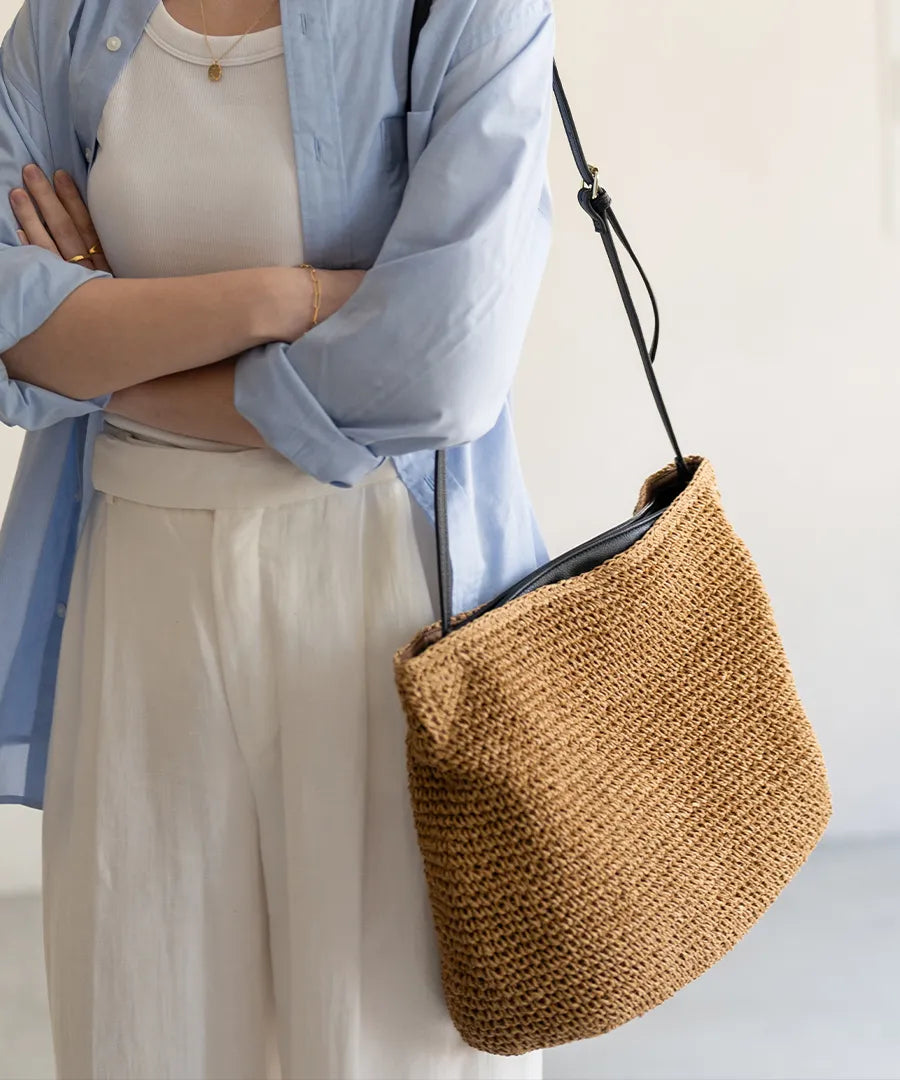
top-left (1, 0), bottom-right (898, 897)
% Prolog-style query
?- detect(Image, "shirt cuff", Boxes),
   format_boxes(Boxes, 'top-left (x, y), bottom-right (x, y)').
top-left (233, 341), bottom-right (384, 488)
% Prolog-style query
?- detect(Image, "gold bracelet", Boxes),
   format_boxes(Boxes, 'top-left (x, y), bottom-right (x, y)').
top-left (299, 263), bottom-right (320, 327)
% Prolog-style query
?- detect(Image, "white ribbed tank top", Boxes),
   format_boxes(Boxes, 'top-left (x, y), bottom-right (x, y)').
top-left (88, 0), bottom-right (305, 451)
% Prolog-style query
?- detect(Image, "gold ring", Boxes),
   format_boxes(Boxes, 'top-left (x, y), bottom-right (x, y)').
top-left (67, 253), bottom-right (88, 263)
top-left (87, 242), bottom-right (103, 255)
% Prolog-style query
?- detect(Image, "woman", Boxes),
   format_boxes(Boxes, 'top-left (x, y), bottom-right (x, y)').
top-left (0, 0), bottom-right (554, 1076)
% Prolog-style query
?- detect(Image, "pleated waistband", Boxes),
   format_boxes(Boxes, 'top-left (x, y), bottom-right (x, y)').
top-left (90, 430), bottom-right (400, 510)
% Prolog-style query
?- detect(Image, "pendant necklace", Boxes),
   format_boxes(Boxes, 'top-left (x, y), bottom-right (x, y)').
top-left (197, 0), bottom-right (280, 81)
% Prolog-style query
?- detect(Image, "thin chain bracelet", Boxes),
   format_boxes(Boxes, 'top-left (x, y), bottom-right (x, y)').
top-left (299, 263), bottom-right (320, 327)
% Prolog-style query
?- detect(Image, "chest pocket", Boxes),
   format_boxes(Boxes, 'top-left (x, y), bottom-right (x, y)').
top-left (380, 107), bottom-right (435, 181)
top-left (380, 113), bottom-right (409, 183)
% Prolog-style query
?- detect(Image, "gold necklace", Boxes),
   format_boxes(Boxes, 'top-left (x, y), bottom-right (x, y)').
top-left (197, 0), bottom-right (280, 81)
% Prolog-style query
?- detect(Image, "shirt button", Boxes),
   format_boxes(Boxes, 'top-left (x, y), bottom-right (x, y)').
top-left (84, 146), bottom-right (93, 162)
top-left (56, 602), bottom-right (67, 618)
top-left (105, 35), bottom-right (121, 51)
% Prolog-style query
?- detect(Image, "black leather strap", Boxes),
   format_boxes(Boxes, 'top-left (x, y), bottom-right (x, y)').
top-left (408, 3), bottom-right (688, 637)
top-left (406, 0), bottom-right (431, 114)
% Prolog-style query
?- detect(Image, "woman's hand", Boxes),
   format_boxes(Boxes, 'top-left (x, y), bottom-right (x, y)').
top-left (9, 163), bottom-right (112, 273)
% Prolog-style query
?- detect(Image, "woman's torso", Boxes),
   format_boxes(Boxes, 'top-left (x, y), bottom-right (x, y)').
top-left (87, 0), bottom-right (304, 451)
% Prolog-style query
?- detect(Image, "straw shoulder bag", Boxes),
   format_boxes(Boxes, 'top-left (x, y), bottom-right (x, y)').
top-left (393, 0), bottom-right (833, 1057)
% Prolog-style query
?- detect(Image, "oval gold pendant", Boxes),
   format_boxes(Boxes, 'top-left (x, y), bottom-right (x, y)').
top-left (207, 62), bottom-right (222, 82)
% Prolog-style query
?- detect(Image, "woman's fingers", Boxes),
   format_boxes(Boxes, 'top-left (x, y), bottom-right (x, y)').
top-left (9, 183), bottom-right (63, 258)
top-left (51, 169), bottom-right (112, 273)
top-left (15, 164), bottom-right (99, 269)
top-left (19, 164), bottom-right (86, 260)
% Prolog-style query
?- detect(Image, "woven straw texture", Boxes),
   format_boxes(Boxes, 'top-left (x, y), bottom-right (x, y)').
top-left (393, 454), bottom-right (832, 1056)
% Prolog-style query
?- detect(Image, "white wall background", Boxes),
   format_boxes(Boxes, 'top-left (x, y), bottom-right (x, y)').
top-left (0, 0), bottom-right (898, 895)
top-left (516, 0), bottom-right (900, 842)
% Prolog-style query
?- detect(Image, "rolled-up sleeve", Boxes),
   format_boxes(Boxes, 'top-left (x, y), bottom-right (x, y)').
top-left (233, 0), bottom-right (555, 486)
top-left (0, 0), bottom-right (113, 430)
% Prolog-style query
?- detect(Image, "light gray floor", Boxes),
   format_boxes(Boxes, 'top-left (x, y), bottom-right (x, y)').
top-left (1, 836), bottom-right (897, 1080)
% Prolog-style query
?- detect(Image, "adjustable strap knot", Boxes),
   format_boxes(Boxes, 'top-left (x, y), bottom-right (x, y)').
top-left (577, 184), bottom-right (612, 226)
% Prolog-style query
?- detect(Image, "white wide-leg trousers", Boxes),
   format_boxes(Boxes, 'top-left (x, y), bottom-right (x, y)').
top-left (41, 430), bottom-right (544, 1080)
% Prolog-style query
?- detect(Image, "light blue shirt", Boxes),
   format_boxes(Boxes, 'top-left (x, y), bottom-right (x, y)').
top-left (0, 0), bottom-right (554, 808)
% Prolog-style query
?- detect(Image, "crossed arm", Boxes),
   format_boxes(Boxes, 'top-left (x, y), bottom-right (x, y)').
top-left (1, 0), bottom-right (555, 476)
top-left (4, 162), bottom-right (365, 447)
top-left (104, 359), bottom-right (271, 448)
